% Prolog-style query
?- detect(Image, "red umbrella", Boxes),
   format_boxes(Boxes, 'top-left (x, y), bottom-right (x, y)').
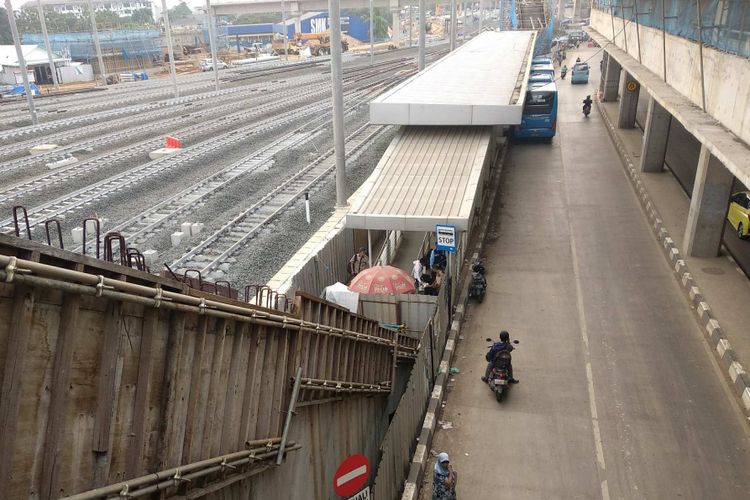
top-left (348, 265), bottom-right (416, 294)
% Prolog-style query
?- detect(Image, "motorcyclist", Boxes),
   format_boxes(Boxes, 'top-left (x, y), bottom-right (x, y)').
top-left (582, 95), bottom-right (593, 114)
top-left (481, 331), bottom-right (518, 384)
top-left (561, 64), bottom-right (568, 79)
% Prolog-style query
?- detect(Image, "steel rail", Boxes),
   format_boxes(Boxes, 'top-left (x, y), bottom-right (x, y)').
top-left (0, 77), bottom-right (332, 183)
top-left (99, 92), bottom-right (385, 251)
top-left (0, 73), bottom-right (323, 147)
top-left (171, 123), bottom-right (389, 276)
top-left (0, 86), bottom-right (381, 233)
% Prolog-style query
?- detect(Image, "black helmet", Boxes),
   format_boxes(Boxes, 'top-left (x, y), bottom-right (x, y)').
top-left (499, 331), bottom-right (510, 342)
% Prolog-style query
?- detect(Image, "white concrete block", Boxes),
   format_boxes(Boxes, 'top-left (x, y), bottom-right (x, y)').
top-left (29, 144), bottom-right (59, 155)
top-left (71, 227), bottom-right (83, 244)
top-left (181, 222), bottom-right (192, 235)
top-left (190, 222), bottom-right (204, 236)
top-left (45, 157), bottom-right (78, 169)
top-left (171, 231), bottom-right (184, 247)
top-left (148, 147), bottom-right (180, 161)
top-left (84, 218), bottom-right (102, 234)
top-left (143, 249), bottom-right (158, 266)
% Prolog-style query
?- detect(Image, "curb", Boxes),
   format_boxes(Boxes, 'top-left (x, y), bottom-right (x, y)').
top-left (400, 142), bottom-right (508, 500)
top-left (596, 98), bottom-right (750, 415)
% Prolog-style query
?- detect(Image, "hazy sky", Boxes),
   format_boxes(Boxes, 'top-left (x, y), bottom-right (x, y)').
top-left (6, 0), bottom-right (207, 10)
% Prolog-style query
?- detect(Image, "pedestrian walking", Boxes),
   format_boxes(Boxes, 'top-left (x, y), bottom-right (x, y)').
top-left (347, 247), bottom-right (369, 280)
top-left (432, 452), bottom-right (457, 500)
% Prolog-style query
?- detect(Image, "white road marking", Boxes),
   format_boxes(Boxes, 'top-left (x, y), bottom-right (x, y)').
top-left (560, 119), bottom-right (611, 500)
top-left (336, 465), bottom-right (368, 487)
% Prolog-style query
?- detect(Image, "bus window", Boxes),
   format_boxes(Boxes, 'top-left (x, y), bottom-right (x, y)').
top-left (524, 91), bottom-right (555, 115)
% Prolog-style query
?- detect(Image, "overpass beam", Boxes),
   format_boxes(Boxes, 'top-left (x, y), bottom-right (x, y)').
top-left (617, 71), bottom-right (639, 129)
top-left (639, 96), bottom-right (672, 173)
top-left (684, 146), bottom-right (733, 257)
top-left (602, 52), bottom-right (620, 102)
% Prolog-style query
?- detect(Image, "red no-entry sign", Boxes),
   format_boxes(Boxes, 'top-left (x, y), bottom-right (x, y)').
top-left (333, 454), bottom-right (370, 497)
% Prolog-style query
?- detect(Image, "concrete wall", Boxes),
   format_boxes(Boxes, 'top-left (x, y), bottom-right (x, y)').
top-left (591, 8), bottom-right (750, 145)
top-left (58, 64), bottom-right (95, 84)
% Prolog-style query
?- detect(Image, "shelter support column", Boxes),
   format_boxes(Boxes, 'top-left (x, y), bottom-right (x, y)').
top-left (639, 96), bottom-right (671, 173)
top-left (602, 52), bottom-right (620, 102)
top-left (683, 146), bottom-right (734, 258)
top-left (617, 71), bottom-right (639, 129)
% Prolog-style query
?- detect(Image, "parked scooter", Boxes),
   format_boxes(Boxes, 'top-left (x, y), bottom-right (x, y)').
top-left (469, 260), bottom-right (486, 302)
top-left (484, 337), bottom-right (519, 402)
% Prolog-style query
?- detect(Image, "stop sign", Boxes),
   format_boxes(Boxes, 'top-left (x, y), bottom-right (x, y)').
top-left (333, 454), bottom-right (370, 497)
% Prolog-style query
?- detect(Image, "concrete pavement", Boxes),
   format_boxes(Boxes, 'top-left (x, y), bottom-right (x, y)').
top-left (419, 50), bottom-right (750, 499)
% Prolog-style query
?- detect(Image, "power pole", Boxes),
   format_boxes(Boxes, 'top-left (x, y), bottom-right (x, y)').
top-left (205, 0), bottom-right (219, 90)
top-left (36, 0), bottom-right (60, 91)
top-left (369, 0), bottom-right (374, 66)
top-left (281, 0), bottom-right (288, 62)
top-left (5, 0), bottom-right (38, 125)
top-left (450, 0), bottom-right (456, 50)
top-left (418, 0), bottom-right (425, 70)
top-left (329, 0), bottom-right (347, 206)
top-left (160, 0), bottom-right (179, 98)
top-left (86, 0), bottom-right (107, 85)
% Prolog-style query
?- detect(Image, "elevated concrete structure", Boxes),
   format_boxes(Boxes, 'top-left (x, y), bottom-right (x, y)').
top-left (588, 21), bottom-right (750, 258)
top-left (369, 31), bottom-right (535, 126)
top-left (640, 96), bottom-right (671, 173)
top-left (212, 0), bottom-right (394, 16)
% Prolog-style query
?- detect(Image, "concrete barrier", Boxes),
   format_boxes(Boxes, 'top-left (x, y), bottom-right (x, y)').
top-left (596, 98), bottom-right (750, 415)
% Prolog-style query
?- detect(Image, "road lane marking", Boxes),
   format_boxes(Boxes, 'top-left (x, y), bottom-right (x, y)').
top-left (560, 111), bottom-right (611, 500)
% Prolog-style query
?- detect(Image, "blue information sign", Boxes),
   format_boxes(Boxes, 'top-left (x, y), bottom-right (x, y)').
top-left (435, 225), bottom-right (457, 252)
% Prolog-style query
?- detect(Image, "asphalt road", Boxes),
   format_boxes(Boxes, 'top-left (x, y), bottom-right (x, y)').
top-left (421, 60), bottom-right (750, 499)
top-left (634, 86), bottom-right (750, 276)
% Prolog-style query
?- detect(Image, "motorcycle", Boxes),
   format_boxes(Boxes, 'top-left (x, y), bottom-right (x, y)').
top-left (583, 103), bottom-right (592, 117)
top-left (469, 260), bottom-right (486, 302)
top-left (485, 338), bottom-right (519, 402)
top-left (561, 68), bottom-right (568, 79)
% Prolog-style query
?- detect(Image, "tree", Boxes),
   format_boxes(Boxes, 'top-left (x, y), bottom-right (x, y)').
top-left (168, 1), bottom-right (192, 20)
top-left (0, 7), bottom-right (13, 44)
top-left (131, 8), bottom-right (153, 25)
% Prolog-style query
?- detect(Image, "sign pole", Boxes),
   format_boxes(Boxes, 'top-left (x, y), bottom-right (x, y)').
top-left (161, 0), bottom-right (179, 98)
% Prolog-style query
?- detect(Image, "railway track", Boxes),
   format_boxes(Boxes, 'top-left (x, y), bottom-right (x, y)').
top-left (0, 58), bottom-right (325, 127)
top-left (0, 83), bottom-right (385, 233)
top-left (0, 74), bottom-right (329, 177)
top-left (0, 73), bottom-right (322, 146)
top-left (170, 122), bottom-right (389, 279)
top-left (94, 92), bottom-right (385, 251)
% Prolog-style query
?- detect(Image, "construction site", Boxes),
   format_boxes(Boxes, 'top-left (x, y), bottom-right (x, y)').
top-left (12, 0), bottom-right (750, 500)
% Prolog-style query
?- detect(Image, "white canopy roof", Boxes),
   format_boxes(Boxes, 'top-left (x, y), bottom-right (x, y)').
top-left (369, 30), bottom-right (536, 126)
top-left (346, 126), bottom-right (493, 232)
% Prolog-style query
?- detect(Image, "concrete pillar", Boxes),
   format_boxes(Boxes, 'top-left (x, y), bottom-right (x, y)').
top-left (639, 96), bottom-right (672, 173)
top-left (572, 0), bottom-right (582, 21)
top-left (617, 71), bottom-right (639, 129)
top-left (602, 53), bottom-right (620, 102)
top-left (391, 0), bottom-right (400, 46)
top-left (599, 52), bottom-right (608, 94)
top-left (684, 146), bottom-right (734, 257)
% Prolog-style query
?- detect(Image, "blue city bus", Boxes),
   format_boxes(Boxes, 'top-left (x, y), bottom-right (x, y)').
top-left (513, 81), bottom-right (558, 140)
top-left (529, 63), bottom-right (555, 80)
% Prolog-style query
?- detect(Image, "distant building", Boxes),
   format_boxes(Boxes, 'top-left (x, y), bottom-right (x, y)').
top-left (0, 44), bottom-right (67, 84)
top-left (22, 0), bottom-right (153, 19)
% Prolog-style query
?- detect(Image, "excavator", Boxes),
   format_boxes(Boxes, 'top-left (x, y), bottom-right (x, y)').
top-left (294, 31), bottom-right (349, 56)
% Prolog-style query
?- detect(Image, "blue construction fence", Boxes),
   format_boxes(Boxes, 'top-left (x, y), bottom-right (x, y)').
top-left (23, 30), bottom-right (161, 62)
top-left (593, 0), bottom-right (750, 59)
top-left (211, 12), bottom-right (373, 49)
